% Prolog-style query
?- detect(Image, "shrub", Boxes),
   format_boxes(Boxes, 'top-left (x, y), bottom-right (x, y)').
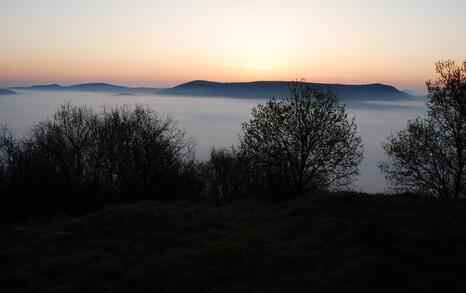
top-left (198, 147), bottom-right (252, 200)
top-left (0, 103), bottom-right (196, 220)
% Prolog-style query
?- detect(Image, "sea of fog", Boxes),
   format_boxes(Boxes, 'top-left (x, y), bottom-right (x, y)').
top-left (0, 90), bottom-right (427, 193)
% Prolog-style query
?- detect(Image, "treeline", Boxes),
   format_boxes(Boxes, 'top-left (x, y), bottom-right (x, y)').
top-left (0, 105), bottom-right (203, 220)
top-left (1, 60), bottom-right (465, 221)
top-left (0, 85), bottom-right (364, 221)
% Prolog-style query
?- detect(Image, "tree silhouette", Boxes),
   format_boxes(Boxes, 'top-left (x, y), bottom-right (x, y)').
top-left (380, 60), bottom-right (466, 198)
top-left (240, 83), bottom-right (364, 197)
top-left (0, 104), bottom-right (196, 220)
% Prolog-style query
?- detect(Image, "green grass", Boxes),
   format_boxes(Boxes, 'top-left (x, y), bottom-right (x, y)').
top-left (2, 193), bottom-right (466, 292)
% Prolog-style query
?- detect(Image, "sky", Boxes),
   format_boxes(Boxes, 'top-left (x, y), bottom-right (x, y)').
top-left (1, 0), bottom-right (465, 93)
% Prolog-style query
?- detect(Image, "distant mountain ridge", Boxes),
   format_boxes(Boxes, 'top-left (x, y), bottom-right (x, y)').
top-left (164, 80), bottom-right (414, 100)
top-left (12, 83), bottom-right (158, 94)
top-left (8, 80), bottom-right (416, 101)
top-left (0, 89), bottom-right (15, 95)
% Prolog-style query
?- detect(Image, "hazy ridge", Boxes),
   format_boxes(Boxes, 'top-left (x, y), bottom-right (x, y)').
top-left (165, 80), bottom-right (415, 100)
top-left (0, 89), bottom-right (15, 95)
top-left (6, 80), bottom-right (417, 101)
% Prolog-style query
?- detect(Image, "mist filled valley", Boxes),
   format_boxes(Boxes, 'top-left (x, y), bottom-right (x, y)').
top-left (0, 89), bottom-right (425, 193)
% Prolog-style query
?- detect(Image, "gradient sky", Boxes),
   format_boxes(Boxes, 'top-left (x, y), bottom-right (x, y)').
top-left (1, 0), bottom-right (465, 93)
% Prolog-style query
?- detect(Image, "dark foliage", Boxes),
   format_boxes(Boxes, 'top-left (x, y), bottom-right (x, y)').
top-left (381, 60), bottom-right (466, 198)
top-left (198, 147), bottom-right (253, 200)
top-left (240, 83), bottom-right (364, 198)
top-left (0, 103), bottom-right (196, 220)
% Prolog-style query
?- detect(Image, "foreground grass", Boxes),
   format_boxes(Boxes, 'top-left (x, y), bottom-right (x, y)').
top-left (2, 193), bottom-right (466, 293)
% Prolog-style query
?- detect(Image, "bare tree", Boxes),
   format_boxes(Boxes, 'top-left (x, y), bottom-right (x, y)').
top-left (380, 60), bottom-right (466, 198)
top-left (0, 126), bottom-right (16, 190)
top-left (240, 83), bottom-right (364, 197)
top-left (0, 103), bottom-right (197, 220)
top-left (97, 105), bottom-right (195, 200)
top-left (198, 147), bottom-right (252, 200)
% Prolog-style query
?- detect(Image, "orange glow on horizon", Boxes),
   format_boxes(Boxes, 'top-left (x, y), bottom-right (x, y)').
top-left (1, 0), bottom-right (465, 94)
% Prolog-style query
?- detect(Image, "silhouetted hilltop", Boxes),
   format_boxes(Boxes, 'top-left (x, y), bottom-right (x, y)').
top-left (12, 83), bottom-right (159, 93)
top-left (164, 80), bottom-right (414, 100)
top-left (0, 89), bottom-right (15, 95)
top-left (26, 84), bottom-right (63, 90)
top-left (10, 80), bottom-right (416, 100)
top-left (68, 83), bottom-right (129, 92)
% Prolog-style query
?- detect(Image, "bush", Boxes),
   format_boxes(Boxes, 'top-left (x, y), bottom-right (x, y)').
top-left (96, 105), bottom-right (196, 200)
top-left (198, 147), bottom-right (252, 200)
top-left (0, 103), bottom-right (196, 220)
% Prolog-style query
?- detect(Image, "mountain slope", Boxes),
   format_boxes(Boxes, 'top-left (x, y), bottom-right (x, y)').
top-left (10, 80), bottom-right (415, 101)
top-left (12, 83), bottom-right (159, 94)
top-left (164, 80), bottom-right (414, 100)
top-left (0, 89), bottom-right (15, 95)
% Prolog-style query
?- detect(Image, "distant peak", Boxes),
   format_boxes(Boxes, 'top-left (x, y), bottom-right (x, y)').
top-left (71, 83), bottom-right (121, 87)
top-left (31, 84), bottom-right (63, 88)
top-left (67, 83), bottom-right (129, 92)
top-left (0, 89), bottom-right (15, 95)
top-left (167, 80), bottom-right (412, 100)
top-left (175, 80), bottom-right (217, 87)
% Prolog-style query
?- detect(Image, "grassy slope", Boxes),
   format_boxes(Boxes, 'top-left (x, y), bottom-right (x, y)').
top-left (2, 193), bottom-right (466, 293)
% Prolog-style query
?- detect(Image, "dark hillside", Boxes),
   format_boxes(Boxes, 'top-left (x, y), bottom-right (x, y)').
top-left (0, 89), bottom-right (14, 95)
top-left (9, 80), bottom-right (415, 100)
top-left (165, 80), bottom-right (414, 100)
top-left (2, 193), bottom-right (466, 292)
